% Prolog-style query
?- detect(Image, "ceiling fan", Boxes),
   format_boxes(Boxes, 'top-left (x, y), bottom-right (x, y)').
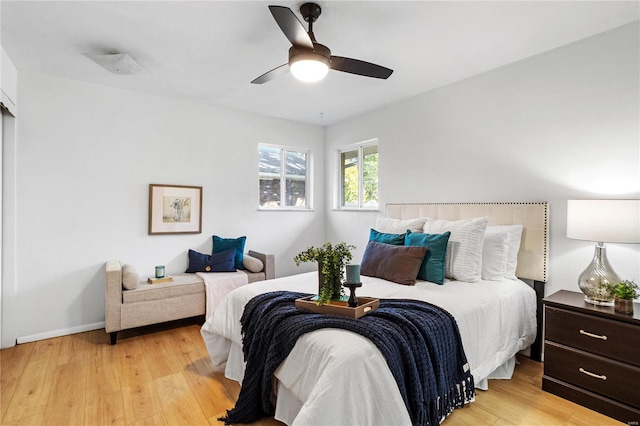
top-left (252, 2), bottom-right (393, 84)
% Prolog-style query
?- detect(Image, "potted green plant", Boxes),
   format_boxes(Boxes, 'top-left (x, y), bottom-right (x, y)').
top-left (612, 280), bottom-right (638, 315)
top-left (294, 241), bottom-right (355, 305)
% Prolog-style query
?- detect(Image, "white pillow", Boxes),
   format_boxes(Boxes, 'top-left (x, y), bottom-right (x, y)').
top-left (376, 217), bottom-right (428, 234)
top-left (423, 216), bottom-right (489, 283)
top-left (242, 254), bottom-right (264, 273)
top-left (122, 264), bottom-right (139, 290)
top-left (486, 225), bottom-right (523, 280)
top-left (482, 232), bottom-right (509, 281)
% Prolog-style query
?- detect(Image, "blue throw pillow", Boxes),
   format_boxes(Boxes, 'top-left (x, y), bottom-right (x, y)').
top-left (186, 248), bottom-right (236, 273)
top-left (212, 235), bottom-right (246, 270)
top-left (369, 228), bottom-right (405, 245)
top-left (404, 231), bottom-right (451, 285)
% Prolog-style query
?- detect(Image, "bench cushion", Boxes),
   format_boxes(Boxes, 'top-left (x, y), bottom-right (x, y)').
top-left (123, 274), bottom-right (204, 304)
top-left (122, 271), bottom-right (266, 304)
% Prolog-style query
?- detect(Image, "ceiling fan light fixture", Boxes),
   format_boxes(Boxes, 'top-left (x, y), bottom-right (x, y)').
top-left (251, 3), bottom-right (393, 84)
top-left (288, 44), bottom-right (331, 83)
top-left (290, 57), bottom-right (329, 82)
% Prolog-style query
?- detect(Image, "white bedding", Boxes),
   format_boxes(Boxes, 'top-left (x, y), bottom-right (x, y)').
top-left (202, 272), bottom-right (537, 425)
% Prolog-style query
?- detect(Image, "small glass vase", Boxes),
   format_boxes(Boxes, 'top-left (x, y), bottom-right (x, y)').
top-left (614, 297), bottom-right (634, 315)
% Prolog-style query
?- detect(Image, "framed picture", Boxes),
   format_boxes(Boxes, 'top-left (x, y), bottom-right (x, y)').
top-left (149, 184), bottom-right (202, 235)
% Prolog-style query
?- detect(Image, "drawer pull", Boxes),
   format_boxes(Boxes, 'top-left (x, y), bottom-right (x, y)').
top-left (579, 329), bottom-right (607, 340)
top-left (579, 368), bottom-right (607, 381)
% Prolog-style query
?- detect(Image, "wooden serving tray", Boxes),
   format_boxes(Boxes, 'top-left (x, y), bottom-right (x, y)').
top-left (295, 296), bottom-right (380, 319)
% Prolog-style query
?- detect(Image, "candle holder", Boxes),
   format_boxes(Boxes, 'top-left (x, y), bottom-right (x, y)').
top-left (343, 282), bottom-right (362, 308)
top-left (155, 265), bottom-right (165, 278)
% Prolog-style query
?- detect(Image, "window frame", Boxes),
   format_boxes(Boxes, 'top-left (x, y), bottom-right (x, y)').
top-left (336, 139), bottom-right (379, 211)
top-left (258, 143), bottom-right (313, 211)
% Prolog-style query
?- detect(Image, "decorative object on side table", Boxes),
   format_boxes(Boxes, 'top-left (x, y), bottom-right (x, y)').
top-left (148, 264), bottom-right (171, 284)
top-left (155, 265), bottom-right (165, 278)
top-left (566, 199), bottom-right (640, 306)
top-left (149, 184), bottom-right (203, 235)
top-left (294, 241), bottom-right (355, 305)
top-left (148, 276), bottom-right (173, 284)
top-left (612, 280), bottom-right (638, 315)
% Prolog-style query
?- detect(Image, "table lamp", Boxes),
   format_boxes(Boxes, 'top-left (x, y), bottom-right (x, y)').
top-left (567, 199), bottom-right (640, 305)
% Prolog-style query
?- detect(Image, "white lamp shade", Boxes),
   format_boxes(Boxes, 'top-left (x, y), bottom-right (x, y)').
top-left (567, 199), bottom-right (640, 243)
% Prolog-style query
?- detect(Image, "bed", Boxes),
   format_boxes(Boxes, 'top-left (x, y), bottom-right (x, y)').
top-left (202, 202), bottom-right (549, 425)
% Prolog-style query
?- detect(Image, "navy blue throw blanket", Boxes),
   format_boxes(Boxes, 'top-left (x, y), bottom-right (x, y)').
top-left (220, 291), bottom-right (475, 426)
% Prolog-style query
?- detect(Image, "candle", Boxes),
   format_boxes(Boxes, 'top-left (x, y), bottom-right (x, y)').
top-left (155, 265), bottom-right (165, 278)
top-left (346, 264), bottom-right (360, 284)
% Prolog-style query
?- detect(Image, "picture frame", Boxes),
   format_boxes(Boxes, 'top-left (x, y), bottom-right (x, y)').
top-left (149, 184), bottom-right (202, 235)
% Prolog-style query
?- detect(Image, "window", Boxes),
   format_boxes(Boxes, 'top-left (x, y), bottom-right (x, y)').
top-left (339, 140), bottom-right (378, 209)
top-left (259, 144), bottom-right (311, 209)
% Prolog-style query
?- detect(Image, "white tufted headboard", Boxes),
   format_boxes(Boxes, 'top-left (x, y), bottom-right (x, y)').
top-left (385, 202), bottom-right (549, 282)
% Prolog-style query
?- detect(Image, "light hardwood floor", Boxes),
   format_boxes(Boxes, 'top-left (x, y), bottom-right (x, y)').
top-left (1, 319), bottom-right (623, 426)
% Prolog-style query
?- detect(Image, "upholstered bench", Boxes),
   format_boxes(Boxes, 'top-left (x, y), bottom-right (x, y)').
top-left (105, 250), bottom-right (274, 344)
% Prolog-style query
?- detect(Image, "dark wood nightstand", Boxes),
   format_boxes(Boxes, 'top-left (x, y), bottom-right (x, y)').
top-left (543, 290), bottom-right (640, 424)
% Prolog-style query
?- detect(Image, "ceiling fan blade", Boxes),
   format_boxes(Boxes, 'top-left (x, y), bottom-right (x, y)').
top-left (268, 5), bottom-right (314, 49)
top-left (330, 56), bottom-right (393, 79)
top-left (251, 63), bottom-right (289, 84)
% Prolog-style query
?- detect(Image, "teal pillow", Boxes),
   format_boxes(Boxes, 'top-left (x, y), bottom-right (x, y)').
top-left (404, 231), bottom-right (451, 284)
top-left (369, 229), bottom-right (405, 245)
top-left (212, 235), bottom-right (246, 270)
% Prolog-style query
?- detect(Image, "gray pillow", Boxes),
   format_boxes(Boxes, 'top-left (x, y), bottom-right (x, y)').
top-left (242, 254), bottom-right (264, 273)
top-left (360, 241), bottom-right (427, 285)
top-left (122, 264), bottom-right (139, 290)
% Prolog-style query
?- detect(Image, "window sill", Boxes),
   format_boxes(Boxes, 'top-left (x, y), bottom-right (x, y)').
top-left (333, 208), bottom-right (380, 212)
top-left (258, 207), bottom-right (315, 212)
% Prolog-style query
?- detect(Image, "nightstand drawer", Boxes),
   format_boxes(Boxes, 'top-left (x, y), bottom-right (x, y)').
top-left (542, 376), bottom-right (640, 424)
top-left (545, 342), bottom-right (640, 408)
top-left (545, 306), bottom-right (640, 366)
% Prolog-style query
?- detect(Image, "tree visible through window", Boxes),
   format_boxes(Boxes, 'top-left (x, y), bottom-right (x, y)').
top-left (259, 145), bottom-right (310, 208)
top-left (340, 142), bottom-right (378, 208)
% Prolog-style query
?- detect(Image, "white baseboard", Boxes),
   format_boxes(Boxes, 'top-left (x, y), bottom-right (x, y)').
top-left (17, 321), bottom-right (105, 344)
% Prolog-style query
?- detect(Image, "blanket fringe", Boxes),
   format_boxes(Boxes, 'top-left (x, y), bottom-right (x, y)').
top-left (433, 375), bottom-right (476, 425)
top-left (218, 411), bottom-right (230, 425)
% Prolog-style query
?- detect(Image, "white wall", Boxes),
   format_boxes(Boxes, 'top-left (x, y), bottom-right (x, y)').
top-left (9, 72), bottom-right (325, 344)
top-left (325, 23), bottom-right (640, 297)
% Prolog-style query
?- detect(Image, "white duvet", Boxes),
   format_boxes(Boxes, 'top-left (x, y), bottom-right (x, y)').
top-left (201, 272), bottom-right (536, 425)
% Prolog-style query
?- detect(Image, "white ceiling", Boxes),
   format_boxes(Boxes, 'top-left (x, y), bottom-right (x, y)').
top-left (2, 1), bottom-right (638, 126)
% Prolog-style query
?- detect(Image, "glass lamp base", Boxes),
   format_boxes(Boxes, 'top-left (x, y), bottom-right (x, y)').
top-left (578, 242), bottom-right (619, 307)
top-left (583, 296), bottom-right (614, 306)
